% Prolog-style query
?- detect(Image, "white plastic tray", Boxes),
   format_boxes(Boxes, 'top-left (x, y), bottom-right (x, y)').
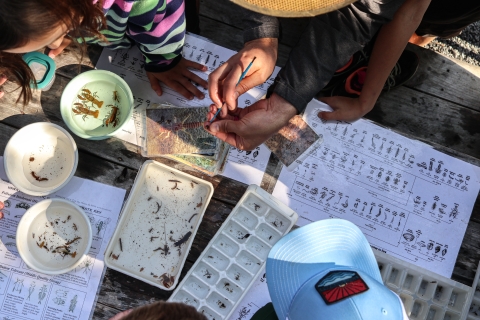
top-left (374, 250), bottom-right (472, 320)
top-left (467, 263), bottom-right (480, 319)
top-left (168, 184), bottom-right (298, 319)
top-left (104, 160), bottom-right (213, 290)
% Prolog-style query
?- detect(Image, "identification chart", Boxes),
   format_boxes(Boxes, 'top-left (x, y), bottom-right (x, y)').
top-left (0, 159), bottom-right (125, 320)
top-left (272, 100), bottom-right (480, 277)
top-left (95, 34), bottom-right (277, 185)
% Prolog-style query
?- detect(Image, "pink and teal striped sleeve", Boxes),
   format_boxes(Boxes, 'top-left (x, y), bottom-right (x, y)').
top-left (89, 0), bottom-right (186, 72)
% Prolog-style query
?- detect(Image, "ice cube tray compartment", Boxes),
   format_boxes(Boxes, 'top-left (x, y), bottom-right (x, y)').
top-left (467, 263), bottom-right (480, 319)
top-left (169, 185), bottom-right (298, 320)
top-left (374, 250), bottom-right (473, 320)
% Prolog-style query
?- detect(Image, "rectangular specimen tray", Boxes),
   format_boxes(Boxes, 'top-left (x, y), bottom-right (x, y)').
top-left (168, 184), bottom-right (298, 319)
top-left (374, 250), bottom-right (473, 320)
top-left (104, 160), bottom-right (213, 290)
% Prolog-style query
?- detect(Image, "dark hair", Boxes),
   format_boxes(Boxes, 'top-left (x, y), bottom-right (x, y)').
top-left (121, 301), bottom-right (208, 320)
top-left (0, 0), bottom-right (106, 105)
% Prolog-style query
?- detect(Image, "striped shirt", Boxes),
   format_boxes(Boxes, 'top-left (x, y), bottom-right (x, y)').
top-left (86, 0), bottom-right (185, 72)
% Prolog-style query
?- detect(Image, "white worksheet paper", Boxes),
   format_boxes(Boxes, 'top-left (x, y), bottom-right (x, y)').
top-left (271, 100), bottom-right (480, 278)
top-left (95, 34), bottom-right (276, 185)
top-left (0, 158), bottom-right (125, 320)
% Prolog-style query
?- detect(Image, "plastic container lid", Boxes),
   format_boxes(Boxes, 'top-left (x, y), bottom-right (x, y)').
top-left (22, 52), bottom-right (56, 90)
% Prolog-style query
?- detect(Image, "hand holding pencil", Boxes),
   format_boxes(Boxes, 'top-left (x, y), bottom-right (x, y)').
top-left (207, 38), bottom-right (278, 118)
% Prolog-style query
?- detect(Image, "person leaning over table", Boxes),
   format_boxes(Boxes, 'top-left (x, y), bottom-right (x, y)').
top-left (0, 0), bottom-right (208, 105)
top-left (204, 0), bottom-right (431, 151)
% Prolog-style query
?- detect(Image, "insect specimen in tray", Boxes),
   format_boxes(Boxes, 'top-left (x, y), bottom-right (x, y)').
top-left (77, 88), bottom-right (104, 109)
top-left (38, 285), bottom-right (47, 305)
top-left (103, 105), bottom-right (120, 128)
top-left (160, 273), bottom-right (175, 288)
top-left (72, 103), bottom-right (99, 120)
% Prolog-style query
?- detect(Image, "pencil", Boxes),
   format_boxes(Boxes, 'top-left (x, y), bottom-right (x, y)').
top-left (208, 56), bottom-right (257, 126)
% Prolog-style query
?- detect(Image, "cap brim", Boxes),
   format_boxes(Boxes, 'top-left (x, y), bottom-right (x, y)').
top-left (266, 219), bottom-right (381, 320)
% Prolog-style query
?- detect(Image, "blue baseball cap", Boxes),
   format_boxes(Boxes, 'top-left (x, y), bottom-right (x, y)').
top-left (266, 219), bottom-right (408, 320)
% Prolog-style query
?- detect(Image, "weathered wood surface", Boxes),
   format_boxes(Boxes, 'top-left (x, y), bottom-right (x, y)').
top-left (0, 0), bottom-right (480, 317)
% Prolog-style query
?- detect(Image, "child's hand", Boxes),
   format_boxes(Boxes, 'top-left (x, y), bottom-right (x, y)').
top-left (0, 75), bottom-right (7, 99)
top-left (318, 96), bottom-right (374, 122)
top-left (0, 201), bottom-right (4, 219)
top-left (47, 37), bottom-right (72, 58)
top-left (146, 57), bottom-right (208, 100)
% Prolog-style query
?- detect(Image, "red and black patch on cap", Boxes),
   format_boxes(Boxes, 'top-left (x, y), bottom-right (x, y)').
top-left (315, 271), bottom-right (369, 305)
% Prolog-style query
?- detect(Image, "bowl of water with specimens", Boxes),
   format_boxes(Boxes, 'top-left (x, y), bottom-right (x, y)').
top-left (3, 122), bottom-right (78, 196)
top-left (60, 70), bottom-right (133, 140)
top-left (104, 160), bottom-right (214, 290)
top-left (16, 198), bottom-right (92, 275)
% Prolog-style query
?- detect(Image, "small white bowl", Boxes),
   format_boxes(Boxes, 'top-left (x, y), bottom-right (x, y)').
top-left (60, 70), bottom-right (134, 140)
top-left (3, 122), bottom-right (78, 196)
top-left (16, 199), bottom-right (92, 275)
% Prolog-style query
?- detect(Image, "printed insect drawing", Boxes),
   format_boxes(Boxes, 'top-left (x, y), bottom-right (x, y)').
top-left (54, 289), bottom-right (68, 306)
top-left (38, 285), bottom-right (47, 304)
top-left (27, 281), bottom-right (36, 300)
top-left (12, 278), bottom-right (24, 294)
top-left (95, 218), bottom-right (110, 236)
top-left (69, 295), bottom-right (78, 312)
top-left (78, 256), bottom-right (93, 274)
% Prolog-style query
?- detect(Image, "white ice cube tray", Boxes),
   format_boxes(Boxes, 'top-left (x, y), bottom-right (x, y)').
top-left (467, 263), bottom-right (480, 319)
top-left (168, 184), bottom-right (298, 319)
top-left (374, 250), bottom-right (473, 320)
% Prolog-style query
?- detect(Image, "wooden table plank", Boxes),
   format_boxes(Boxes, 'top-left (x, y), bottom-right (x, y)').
top-left (406, 44), bottom-right (480, 112)
top-left (368, 86), bottom-right (480, 161)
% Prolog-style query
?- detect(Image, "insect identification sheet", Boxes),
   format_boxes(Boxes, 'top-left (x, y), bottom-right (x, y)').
top-left (272, 100), bottom-right (480, 277)
top-left (95, 34), bottom-right (279, 185)
top-left (0, 159), bottom-right (125, 320)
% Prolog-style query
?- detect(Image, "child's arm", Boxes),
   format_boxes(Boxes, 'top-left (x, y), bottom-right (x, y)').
top-left (319, 0), bottom-right (431, 122)
top-left (126, 0), bottom-right (207, 100)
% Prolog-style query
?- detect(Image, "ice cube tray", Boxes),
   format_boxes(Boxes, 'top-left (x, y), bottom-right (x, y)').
top-left (104, 160), bottom-right (213, 290)
top-left (374, 250), bottom-right (473, 320)
top-left (168, 184), bottom-right (298, 319)
top-left (467, 263), bottom-right (480, 319)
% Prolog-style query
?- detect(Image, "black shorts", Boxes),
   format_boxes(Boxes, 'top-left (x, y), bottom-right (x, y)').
top-left (416, 1), bottom-right (480, 38)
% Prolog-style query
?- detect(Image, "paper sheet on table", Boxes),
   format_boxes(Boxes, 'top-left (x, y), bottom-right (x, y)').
top-left (271, 99), bottom-right (480, 278)
top-left (95, 34), bottom-right (277, 184)
top-left (0, 157), bottom-right (125, 320)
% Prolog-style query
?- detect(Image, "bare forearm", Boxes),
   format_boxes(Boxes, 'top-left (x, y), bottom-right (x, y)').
top-left (359, 0), bottom-right (431, 111)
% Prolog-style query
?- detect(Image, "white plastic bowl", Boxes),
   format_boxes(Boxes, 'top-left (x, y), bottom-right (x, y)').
top-left (3, 122), bottom-right (78, 196)
top-left (16, 198), bottom-right (92, 275)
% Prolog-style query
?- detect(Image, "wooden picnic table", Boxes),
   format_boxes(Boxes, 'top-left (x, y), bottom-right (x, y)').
top-left (1, 1), bottom-right (480, 318)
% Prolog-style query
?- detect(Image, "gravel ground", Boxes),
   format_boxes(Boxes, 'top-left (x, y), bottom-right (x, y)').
top-left (425, 21), bottom-right (480, 67)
